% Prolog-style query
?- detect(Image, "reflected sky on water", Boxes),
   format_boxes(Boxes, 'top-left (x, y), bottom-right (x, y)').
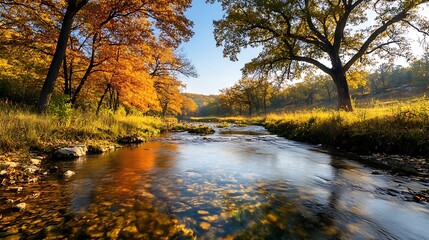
top-left (2, 125), bottom-right (428, 239)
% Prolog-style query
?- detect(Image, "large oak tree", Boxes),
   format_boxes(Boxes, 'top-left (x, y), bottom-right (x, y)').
top-left (209, 0), bottom-right (429, 111)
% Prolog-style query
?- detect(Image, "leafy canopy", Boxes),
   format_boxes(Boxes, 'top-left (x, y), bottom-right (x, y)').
top-left (209, 0), bottom-right (429, 77)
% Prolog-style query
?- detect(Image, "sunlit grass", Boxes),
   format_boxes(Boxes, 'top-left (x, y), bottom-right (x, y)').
top-left (266, 95), bottom-right (429, 124)
top-left (264, 96), bottom-right (429, 155)
top-left (0, 101), bottom-right (169, 153)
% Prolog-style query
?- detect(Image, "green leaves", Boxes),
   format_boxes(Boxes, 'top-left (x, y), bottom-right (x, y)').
top-left (210, 0), bottom-right (428, 110)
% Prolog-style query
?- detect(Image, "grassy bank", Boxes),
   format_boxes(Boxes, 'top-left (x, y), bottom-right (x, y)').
top-left (264, 96), bottom-right (429, 156)
top-left (189, 96), bottom-right (429, 157)
top-left (0, 102), bottom-right (176, 154)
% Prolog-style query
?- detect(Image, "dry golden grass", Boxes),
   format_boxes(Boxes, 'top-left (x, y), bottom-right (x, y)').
top-left (0, 102), bottom-right (168, 153)
top-left (264, 96), bottom-right (429, 155)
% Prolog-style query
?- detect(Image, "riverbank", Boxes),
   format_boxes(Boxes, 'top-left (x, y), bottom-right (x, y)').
top-left (0, 103), bottom-right (177, 214)
top-left (264, 98), bottom-right (429, 155)
top-left (190, 97), bottom-right (429, 179)
top-left (0, 103), bottom-right (177, 154)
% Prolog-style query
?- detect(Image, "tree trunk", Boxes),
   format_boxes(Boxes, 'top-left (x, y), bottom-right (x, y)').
top-left (333, 73), bottom-right (353, 111)
top-left (162, 102), bottom-right (169, 117)
top-left (263, 97), bottom-right (267, 114)
top-left (63, 54), bottom-right (73, 97)
top-left (248, 102), bottom-right (252, 116)
top-left (36, 0), bottom-right (88, 113)
top-left (63, 55), bottom-right (70, 96)
top-left (113, 91), bottom-right (120, 112)
top-left (71, 33), bottom-right (97, 105)
top-left (327, 89), bottom-right (331, 103)
top-left (96, 84), bottom-right (111, 116)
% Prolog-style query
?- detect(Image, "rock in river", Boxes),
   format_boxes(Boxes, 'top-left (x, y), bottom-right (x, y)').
top-left (53, 145), bottom-right (87, 159)
top-left (25, 165), bottom-right (40, 174)
top-left (13, 203), bottom-right (26, 212)
top-left (117, 135), bottom-right (145, 144)
top-left (199, 222), bottom-right (211, 231)
top-left (64, 170), bottom-right (75, 178)
top-left (30, 158), bottom-right (42, 165)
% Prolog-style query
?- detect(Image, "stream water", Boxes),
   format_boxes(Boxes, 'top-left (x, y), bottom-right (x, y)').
top-left (1, 125), bottom-right (429, 239)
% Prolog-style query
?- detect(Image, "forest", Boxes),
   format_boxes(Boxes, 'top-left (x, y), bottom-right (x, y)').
top-left (0, 0), bottom-right (198, 117)
top-left (189, 56), bottom-right (429, 116)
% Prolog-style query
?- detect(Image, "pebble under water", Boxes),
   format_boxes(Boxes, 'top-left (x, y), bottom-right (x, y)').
top-left (1, 125), bottom-right (429, 239)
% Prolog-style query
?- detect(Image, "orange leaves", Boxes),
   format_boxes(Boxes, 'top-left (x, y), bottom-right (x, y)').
top-left (70, 0), bottom-right (195, 113)
top-left (76, 0), bottom-right (193, 47)
top-left (93, 45), bottom-right (159, 113)
top-left (181, 97), bottom-right (198, 116)
top-left (1, 0), bottom-right (195, 115)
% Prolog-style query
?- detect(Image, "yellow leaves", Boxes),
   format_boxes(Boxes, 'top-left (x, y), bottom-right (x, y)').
top-left (0, 58), bottom-right (14, 78)
top-left (0, 59), bottom-right (10, 68)
top-left (181, 97), bottom-right (198, 116)
top-left (347, 68), bottom-right (369, 90)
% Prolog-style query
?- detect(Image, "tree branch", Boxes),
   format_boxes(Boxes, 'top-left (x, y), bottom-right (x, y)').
top-left (293, 56), bottom-right (332, 75)
top-left (344, 10), bottom-right (408, 72)
top-left (365, 40), bottom-right (400, 54)
top-left (402, 19), bottom-right (429, 36)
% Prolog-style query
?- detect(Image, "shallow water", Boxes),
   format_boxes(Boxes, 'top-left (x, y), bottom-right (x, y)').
top-left (1, 125), bottom-right (429, 239)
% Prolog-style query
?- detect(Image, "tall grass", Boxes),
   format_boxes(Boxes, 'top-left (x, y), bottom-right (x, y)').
top-left (0, 101), bottom-right (169, 153)
top-left (264, 96), bottom-right (429, 156)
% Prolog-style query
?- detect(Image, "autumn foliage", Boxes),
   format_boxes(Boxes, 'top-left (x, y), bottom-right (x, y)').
top-left (0, 0), bottom-right (198, 116)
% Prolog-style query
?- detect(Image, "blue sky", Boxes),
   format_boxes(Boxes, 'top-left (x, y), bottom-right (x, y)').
top-left (179, 1), bottom-right (427, 95)
top-left (179, 1), bottom-right (260, 95)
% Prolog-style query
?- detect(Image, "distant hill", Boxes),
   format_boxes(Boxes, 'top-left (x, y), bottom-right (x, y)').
top-left (183, 93), bottom-right (219, 116)
top-left (183, 93), bottom-right (218, 108)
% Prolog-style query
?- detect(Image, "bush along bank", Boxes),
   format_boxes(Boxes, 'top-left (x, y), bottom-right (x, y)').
top-left (263, 105), bottom-right (429, 178)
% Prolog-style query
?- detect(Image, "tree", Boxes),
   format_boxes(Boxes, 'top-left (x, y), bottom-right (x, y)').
top-left (0, 47), bottom-right (49, 104)
top-left (319, 75), bottom-right (336, 102)
top-left (411, 53), bottom-right (429, 88)
top-left (0, 0), bottom-right (195, 115)
top-left (67, 0), bottom-right (195, 106)
top-left (254, 76), bottom-right (274, 113)
top-left (154, 76), bottom-right (185, 116)
top-left (209, 0), bottom-right (429, 111)
top-left (181, 97), bottom-right (198, 116)
top-left (219, 77), bottom-right (271, 115)
top-left (347, 68), bottom-right (369, 96)
top-left (8, 0), bottom-right (195, 113)
top-left (37, 0), bottom-right (89, 113)
top-left (301, 77), bottom-right (321, 106)
top-left (94, 46), bottom-right (161, 114)
top-left (217, 88), bottom-right (239, 115)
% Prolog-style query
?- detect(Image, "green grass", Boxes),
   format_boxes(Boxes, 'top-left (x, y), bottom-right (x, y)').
top-left (0, 101), bottom-right (172, 153)
top-left (172, 123), bottom-right (215, 135)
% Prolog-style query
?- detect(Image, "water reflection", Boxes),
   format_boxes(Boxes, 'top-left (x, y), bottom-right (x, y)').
top-left (1, 126), bottom-right (429, 239)
top-left (68, 142), bottom-right (179, 212)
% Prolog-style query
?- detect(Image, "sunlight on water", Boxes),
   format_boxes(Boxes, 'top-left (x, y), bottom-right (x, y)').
top-left (1, 125), bottom-right (428, 239)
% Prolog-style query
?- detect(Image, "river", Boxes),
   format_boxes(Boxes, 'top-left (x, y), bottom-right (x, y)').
top-left (1, 125), bottom-right (429, 239)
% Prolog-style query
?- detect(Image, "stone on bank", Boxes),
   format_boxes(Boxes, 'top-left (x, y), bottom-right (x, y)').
top-left (53, 145), bottom-right (88, 159)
